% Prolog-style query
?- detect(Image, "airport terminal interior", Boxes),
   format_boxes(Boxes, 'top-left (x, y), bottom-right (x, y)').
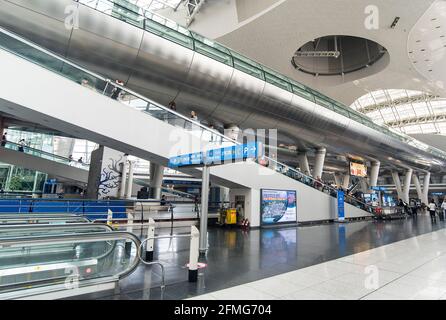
top-left (0, 0), bottom-right (446, 301)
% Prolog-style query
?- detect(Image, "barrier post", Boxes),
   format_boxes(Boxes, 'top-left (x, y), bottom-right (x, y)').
top-left (125, 212), bottom-right (134, 254)
top-left (107, 209), bottom-right (113, 226)
top-left (188, 225), bottom-right (200, 282)
top-left (145, 218), bottom-right (155, 261)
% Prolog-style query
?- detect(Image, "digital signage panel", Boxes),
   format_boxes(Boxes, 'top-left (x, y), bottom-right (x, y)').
top-left (261, 189), bottom-right (297, 225)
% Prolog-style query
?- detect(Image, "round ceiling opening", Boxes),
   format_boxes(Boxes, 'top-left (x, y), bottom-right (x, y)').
top-left (291, 35), bottom-right (388, 76)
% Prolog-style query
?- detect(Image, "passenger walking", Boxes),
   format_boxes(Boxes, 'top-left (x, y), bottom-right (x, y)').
top-left (428, 199), bottom-right (437, 222)
top-left (441, 198), bottom-right (446, 220)
top-left (1, 132), bottom-right (6, 147)
top-left (18, 139), bottom-right (25, 152)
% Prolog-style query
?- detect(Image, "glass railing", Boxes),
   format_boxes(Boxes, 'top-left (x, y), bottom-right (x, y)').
top-left (1, 141), bottom-right (90, 170)
top-left (0, 231), bottom-right (141, 299)
top-left (75, 0), bottom-right (446, 161)
top-left (0, 26), bottom-right (374, 212)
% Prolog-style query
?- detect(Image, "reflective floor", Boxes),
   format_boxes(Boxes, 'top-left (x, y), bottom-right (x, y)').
top-left (70, 214), bottom-right (446, 300)
top-left (192, 226), bottom-right (446, 300)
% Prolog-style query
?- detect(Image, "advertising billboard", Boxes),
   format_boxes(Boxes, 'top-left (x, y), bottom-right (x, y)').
top-left (261, 189), bottom-right (297, 225)
top-left (350, 162), bottom-right (367, 177)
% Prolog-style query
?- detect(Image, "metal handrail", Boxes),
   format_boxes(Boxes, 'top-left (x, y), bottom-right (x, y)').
top-left (1, 141), bottom-right (90, 169)
top-left (0, 223), bottom-right (114, 234)
top-left (136, 233), bottom-right (195, 289)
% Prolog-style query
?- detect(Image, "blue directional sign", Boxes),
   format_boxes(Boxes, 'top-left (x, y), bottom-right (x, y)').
top-left (371, 186), bottom-right (387, 192)
top-left (168, 142), bottom-right (260, 168)
top-left (337, 189), bottom-right (345, 221)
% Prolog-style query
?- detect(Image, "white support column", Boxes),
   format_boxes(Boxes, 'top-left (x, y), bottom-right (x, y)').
top-left (423, 172), bottom-right (431, 205)
top-left (125, 161), bottom-right (135, 199)
top-left (391, 171), bottom-right (403, 200)
top-left (199, 165), bottom-right (210, 253)
top-left (150, 163), bottom-right (164, 199)
top-left (313, 147), bottom-right (326, 179)
top-left (145, 218), bottom-right (156, 261)
top-left (402, 169), bottom-right (413, 203)
top-left (298, 151), bottom-right (311, 176)
top-left (360, 178), bottom-right (369, 193)
top-left (369, 161), bottom-right (380, 189)
top-left (119, 155), bottom-right (128, 199)
top-left (412, 173), bottom-right (423, 201)
top-left (188, 225), bottom-right (200, 282)
top-left (334, 173), bottom-right (342, 188)
top-left (342, 174), bottom-right (350, 190)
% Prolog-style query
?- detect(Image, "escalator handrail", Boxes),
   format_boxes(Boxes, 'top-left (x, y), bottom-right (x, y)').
top-left (0, 26), bottom-right (232, 146)
top-left (0, 223), bottom-right (114, 234)
top-left (0, 231), bottom-right (141, 279)
top-left (1, 141), bottom-right (90, 169)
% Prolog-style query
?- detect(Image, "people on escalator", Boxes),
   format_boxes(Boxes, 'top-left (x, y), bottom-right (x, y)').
top-left (314, 176), bottom-right (323, 191)
top-left (1, 132), bottom-right (6, 147)
top-left (190, 111), bottom-right (198, 121)
top-left (78, 157), bottom-right (83, 164)
top-left (18, 139), bottom-right (25, 152)
top-left (68, 154), bottom-right (74, 163)
top-left (111, 79), bottom-right (125, 100)
top-left (428, 199), bottom-right (437, 222)
top-left (168, 101), bottom-right (177, 111)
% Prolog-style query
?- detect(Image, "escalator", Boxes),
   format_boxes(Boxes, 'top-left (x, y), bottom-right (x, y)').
top-left (0, 221), bottom-right (141, 299)
top-left (0, 26), bottom-right (373, 222)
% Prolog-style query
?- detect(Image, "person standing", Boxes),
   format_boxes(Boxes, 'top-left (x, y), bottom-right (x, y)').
top-left (18, 139), bottom-right (25, 152)
top-left (441, 198), bottom-right (446, 220)
top-left (1, 132), bottom-right (7, 147)
top-left (111, 80), bottom-right (124, 100)
top-left (428, 199), bottom-right (437, 222)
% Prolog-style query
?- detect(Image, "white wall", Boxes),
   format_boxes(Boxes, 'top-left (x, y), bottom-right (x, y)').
top-left (221, 162), bottom-right (371, 226)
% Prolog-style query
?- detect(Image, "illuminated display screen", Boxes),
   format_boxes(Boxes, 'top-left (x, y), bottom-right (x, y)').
top-left (261, 189), bottom-right (297, 225)
top-left (350, 162), bottom-right (367, 177)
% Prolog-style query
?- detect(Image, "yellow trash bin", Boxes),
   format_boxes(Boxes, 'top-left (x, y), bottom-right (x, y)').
top-left (225, 208), bottom-right (237, 225)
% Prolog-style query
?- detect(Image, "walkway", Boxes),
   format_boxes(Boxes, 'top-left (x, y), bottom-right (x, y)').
top-left (190, 222), bottom-right (446, 300)
top-left (69, 214), bottom-right (446, 300)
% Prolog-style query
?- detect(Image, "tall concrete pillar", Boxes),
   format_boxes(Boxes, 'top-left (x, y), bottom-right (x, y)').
top-left (423, 172), bottom-right (431, 204)
top-left (220, 186), bottom-right (230, 203)
top-left (334, 173), bottom-right (342, 188)
top-left (342, 174), bottom-right (350, 190)
top-left (412, 174), bottom-right (423, 201)
top-left (125, 161), bottom-right (135, 199)
top-left (391, 171), bottom-right (403, 200)
top-left (402, 169), bottom-right (413, 203)
top-left (298, 151), bottom-right (311, 176)
top-left (119, 155), bottom-right (128, 199)
top-left (360, 178), bottom-right (369, 193)
top-left (313, 147), bottom-right (326, 179)
top-left (150, 163), bottom-right (164, 199)
top-left (368, 161), bottom-right (380, 189)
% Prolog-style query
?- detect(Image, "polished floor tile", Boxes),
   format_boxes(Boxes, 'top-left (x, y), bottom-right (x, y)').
top-left (88, 215), bottom-right (446, 300)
